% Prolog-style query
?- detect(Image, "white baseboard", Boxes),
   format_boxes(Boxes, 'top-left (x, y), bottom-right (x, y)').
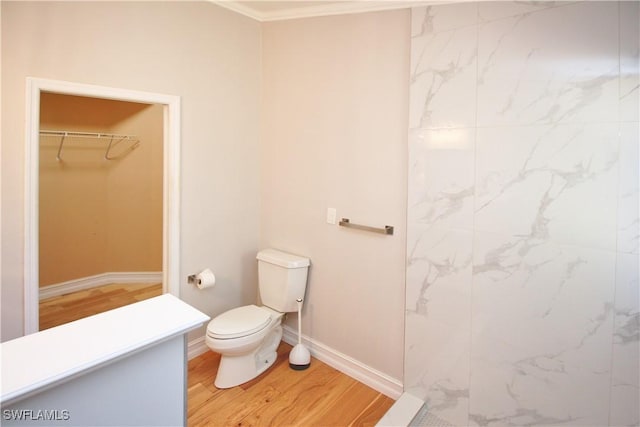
top-left (282, 324), bottom-right (403, 399)
top-left (187, 335), bottom-right (210, 360)
top-left (185, 326), bottom-right (403, 398)
top-left (39, 271), bottom-right (162, 300)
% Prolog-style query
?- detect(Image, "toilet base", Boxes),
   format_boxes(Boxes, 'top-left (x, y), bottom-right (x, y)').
top-left (214, 325), bottom-right (283, 389)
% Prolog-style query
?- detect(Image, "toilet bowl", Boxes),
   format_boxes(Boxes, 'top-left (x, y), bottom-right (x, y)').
top-left (205, 305), bottom-right (283, 388)
top-left (205, 248), bottom-right (310, 389)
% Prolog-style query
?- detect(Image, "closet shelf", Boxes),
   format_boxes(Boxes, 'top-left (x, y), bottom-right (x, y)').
top-left (40, 130), bottom-right (140, 161)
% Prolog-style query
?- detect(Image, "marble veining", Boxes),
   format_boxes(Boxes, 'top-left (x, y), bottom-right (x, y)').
top-left (409, 23), bottom-right (477, 129)
top-left (617, 123), bottom-right (639, 255)
top-left (475, 123), bottom-right (619, 251)
top-left (609, 254), bottom-right (640, 426)
top-left (477, 2), bottom-right (619, 127)
top-left (406, 2), bottom-right (639, 426)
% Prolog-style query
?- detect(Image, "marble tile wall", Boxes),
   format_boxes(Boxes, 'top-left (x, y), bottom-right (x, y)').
top-left (405, 2), bottom-right (639, 426)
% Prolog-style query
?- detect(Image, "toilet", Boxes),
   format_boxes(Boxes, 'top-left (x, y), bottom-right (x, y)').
top-left (205, 248), bottom-right (310, 389)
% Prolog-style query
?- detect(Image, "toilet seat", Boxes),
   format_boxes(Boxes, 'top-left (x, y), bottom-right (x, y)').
top-left (207, 305), bottom-right (272, 339)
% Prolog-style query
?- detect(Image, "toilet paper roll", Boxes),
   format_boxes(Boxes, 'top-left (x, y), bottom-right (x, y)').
top-left (195, 268), bottom-right (216, 290)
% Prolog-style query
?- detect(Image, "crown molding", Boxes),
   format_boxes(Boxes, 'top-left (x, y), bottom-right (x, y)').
top-left (213, 1), bottom-right (264, 20)
top-left (211, 1), bottom-right (437, 22)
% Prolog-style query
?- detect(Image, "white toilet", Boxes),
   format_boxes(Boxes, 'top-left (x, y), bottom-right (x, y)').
top-left (205, 248), bottom-right (310, 389)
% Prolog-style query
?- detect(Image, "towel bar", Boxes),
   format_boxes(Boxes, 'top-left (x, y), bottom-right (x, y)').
top-left (338, 218), bottom-right (394, 235)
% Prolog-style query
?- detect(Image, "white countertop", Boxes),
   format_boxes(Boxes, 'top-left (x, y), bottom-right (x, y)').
top-left (0, 294), bottom-right (210, 405)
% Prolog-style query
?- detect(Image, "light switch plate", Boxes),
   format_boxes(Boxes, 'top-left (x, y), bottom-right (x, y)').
top-left (326, 208), bottom-right (337, 225)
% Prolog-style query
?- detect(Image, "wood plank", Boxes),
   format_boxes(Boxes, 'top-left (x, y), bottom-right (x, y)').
top-left (186, 383), bottom-right (216, 419)
top-left (39, 283), bottom-right (162, 330)
top-left (350, 394), bottom-right (396, 427)
top-left (231, 356), bottom-right (337, 426)
top-left (187, 342), bottom-right (395, 427)
top-left (305, 379), bottom-right (383, 426)
top-left (189, 386), bottom-right (246, 427)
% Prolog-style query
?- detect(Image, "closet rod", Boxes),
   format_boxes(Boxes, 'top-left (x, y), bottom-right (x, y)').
top-left (39, 130), bottom-right (140, 161)
top-left (39, 130), bottom-right (139, 140)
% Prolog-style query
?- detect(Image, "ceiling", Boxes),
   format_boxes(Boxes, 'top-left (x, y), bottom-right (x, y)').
top-left (212, 0), bottom-right (437, 21)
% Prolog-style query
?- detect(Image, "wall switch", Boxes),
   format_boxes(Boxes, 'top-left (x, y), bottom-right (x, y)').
top-left (326, 208), bottom-right (337, 225)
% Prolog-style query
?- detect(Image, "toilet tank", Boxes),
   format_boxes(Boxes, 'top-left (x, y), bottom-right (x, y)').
top-left (256, 249), bottom-right (310, 313)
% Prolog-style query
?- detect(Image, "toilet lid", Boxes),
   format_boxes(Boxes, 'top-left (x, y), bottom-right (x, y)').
top-left (207, 305), bottom-right (272, 339)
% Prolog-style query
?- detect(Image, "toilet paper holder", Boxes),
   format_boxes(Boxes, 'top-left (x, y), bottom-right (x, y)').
top-left (188, 268), bottom-right (217, 289)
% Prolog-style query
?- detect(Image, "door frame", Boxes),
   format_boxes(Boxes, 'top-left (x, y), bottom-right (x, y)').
top-left (24, 77), bottom-right (181, 334)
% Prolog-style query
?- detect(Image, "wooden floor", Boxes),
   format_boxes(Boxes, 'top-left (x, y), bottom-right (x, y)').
top-left (41, 286), bottom-right (394, 425)
top-left (188, 342), bottom-right (394, 427)
top-left (39, 282), bottom-right (163, 330)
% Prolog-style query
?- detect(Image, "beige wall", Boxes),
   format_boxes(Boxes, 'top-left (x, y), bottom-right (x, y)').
top-left (2, 1), bottom-right (409, 383)
top-left (261, 10), bottom-right (410, 381)
top-left (105, 102), bottom-right (163, 275)
top-left (39, 94), bottom-right (163, 286)
top-left (1, 1), bottom-right (262, 340)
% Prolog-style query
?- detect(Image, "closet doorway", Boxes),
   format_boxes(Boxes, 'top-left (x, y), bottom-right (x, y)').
top-left (24, 78), bottom-right (181, 334)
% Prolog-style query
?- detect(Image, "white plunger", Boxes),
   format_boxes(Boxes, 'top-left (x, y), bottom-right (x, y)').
top-left (289, 298), bottom-right (310, 370)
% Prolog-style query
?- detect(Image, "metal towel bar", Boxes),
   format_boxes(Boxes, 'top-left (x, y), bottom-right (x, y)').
top-left (338, 218), bottom-right (394, 235)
